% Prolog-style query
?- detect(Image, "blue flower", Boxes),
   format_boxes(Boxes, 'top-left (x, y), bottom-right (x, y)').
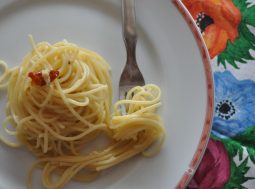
top-left (212, 71), bottom-right (255, 138)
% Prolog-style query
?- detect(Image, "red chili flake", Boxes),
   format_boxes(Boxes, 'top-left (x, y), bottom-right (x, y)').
top-left (49, 70), bottom-right (59, 82)
top-left (28, 72), bottom-right (45, 86)
top-left (28, 70), bottom-right (59, 86)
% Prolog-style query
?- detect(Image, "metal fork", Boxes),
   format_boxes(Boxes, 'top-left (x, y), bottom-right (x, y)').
top-left (119, 0), bottom-right (145, 101)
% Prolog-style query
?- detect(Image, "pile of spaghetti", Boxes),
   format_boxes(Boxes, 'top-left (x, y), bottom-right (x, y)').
top-left (0, 38), bottom-right (165, 189)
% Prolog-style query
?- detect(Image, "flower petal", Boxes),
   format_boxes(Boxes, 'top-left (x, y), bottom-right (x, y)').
top-left (213, 71), bottom-right (255, 138)
top-left (188, 139), bottom-right (230, 189)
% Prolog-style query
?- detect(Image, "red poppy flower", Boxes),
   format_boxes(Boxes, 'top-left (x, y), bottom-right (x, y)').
top-left (183, 0), bottom-right (241, 58)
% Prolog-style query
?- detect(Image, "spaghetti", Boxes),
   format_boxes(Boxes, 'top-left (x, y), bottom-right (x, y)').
top-left (0, 38), bottom-right (165, 189)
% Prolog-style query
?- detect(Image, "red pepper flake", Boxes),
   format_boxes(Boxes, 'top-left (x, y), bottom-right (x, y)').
top-left (49, 70), bottom-right (59, 82)
top-left (28, 70), bottom-right (59, 86)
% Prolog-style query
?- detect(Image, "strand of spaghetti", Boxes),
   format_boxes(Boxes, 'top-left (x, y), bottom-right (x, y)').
top-left (54, 81), bottom-right (105, 128)
top-left (43, 129), bottom-right (48, 153)
top-left (31, 152), bottom-right (115, 189)
top-left (17, 106), bottom-right (105, 143)
top-left (115, 103), bottom-right (161, 117)
top-left (33, 141), bottom-right (128, 164)
top-left (27, 112), bottom-right (105, 142)
top-left (0, 61), bottom-right (13, 89)
top-left (142, 135), bottom-right (165, 157)
top-left (65, 85), bottom-right (107, 97)
top-left (2, 116), bottom-right (17, 135)
top-left (0, 131), bottom-right (21, 148)
top-left (95, 146), bottom-right (143, 170)
top-left (28, 35), bottom-right (45, 59)
top-left (62, 62), bottom-right (90, 94)
top-left (67, 97), bottom-right (90, 107)
top-left (113, 97), bottom-right (160, 112)
top-left (40, 85), bottom-right (54, 107)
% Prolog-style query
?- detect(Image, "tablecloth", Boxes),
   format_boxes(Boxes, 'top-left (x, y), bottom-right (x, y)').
top-left (182, 0), bottom-right (255, 188)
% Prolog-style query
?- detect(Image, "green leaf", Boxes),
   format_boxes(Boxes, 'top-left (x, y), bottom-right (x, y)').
top-left (222, 158), bottom-right (254, 189)
top-left (217, 0), bottom-right (255, 69)
top-left (233, 0), bottom-right (250, 12)
top-left (238, 158), bottom-right (250, 176)
top-left (240, 24), bottom-right (255, 44)
top-left (232, 126), bottom-right (255, 164)
top-left (217, 56), bottom-right (227, 68)
top-left (236, 29), bottom-right (255, 52)
top-left (243, 5), bottom-right (255, 26)
top-left (247, 148), bottom-right (255, 164)
top-left (218, 50), bottom-right (240, 69)
top-left (232, 0), bottom-right (244, 12)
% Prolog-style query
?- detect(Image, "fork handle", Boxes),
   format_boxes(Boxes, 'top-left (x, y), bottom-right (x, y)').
top-left (122, 0), bottom-right (137, 64)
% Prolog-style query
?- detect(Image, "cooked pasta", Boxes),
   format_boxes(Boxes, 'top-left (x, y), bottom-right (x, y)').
top-left (0, 37), bottom-right (165, 189)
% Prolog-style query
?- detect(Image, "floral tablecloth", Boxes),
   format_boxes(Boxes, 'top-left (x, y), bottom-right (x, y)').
top-left (182, 0), bottom-right (255, 188)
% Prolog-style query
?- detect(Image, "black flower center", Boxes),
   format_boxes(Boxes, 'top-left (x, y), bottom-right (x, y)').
top-left (215, 100), bottom-right (236, 120)
top-left (219, 103), bottom-right (231, 114)
top-left (196, 12), bottom-right (214, 33)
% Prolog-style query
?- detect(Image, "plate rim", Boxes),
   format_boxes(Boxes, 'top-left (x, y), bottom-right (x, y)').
top-left (173, 0), bottom-right (214, 188)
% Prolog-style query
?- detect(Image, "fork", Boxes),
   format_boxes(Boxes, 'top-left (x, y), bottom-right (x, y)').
top-left (119, 0), bottom-right (145, 101)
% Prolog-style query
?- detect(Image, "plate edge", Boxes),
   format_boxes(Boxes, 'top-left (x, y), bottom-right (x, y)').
top-left (172, 0), bottom-right (215, 188)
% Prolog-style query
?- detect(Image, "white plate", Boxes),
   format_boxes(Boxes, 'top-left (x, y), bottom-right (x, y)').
top-left (0, 0), bottom-right (214, 188)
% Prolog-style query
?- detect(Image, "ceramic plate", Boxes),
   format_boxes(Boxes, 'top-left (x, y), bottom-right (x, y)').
top-left (0, 0), bottom-right (214, 188)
